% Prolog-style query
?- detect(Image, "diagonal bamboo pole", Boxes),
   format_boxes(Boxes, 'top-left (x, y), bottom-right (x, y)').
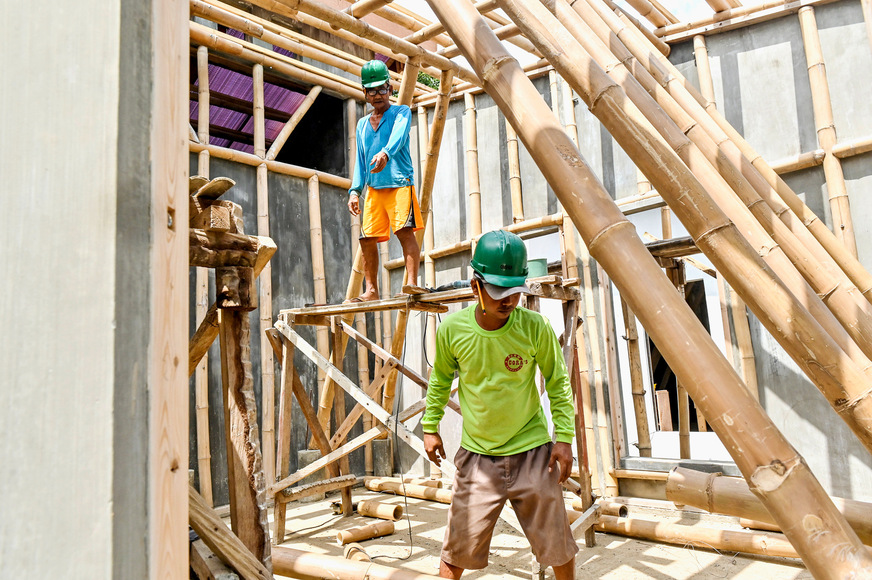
top-left (587, 0), bottom-right (872, 303)
top-left (533, 0), bottom-right (872, 452)
top-left (566, 0), bottom-right (872, 368)
top-left (265, 85), bottom-right (322, 162)
top-left (624, 0), bottom-right (670, 28)
top-left (380, 69), bottom-right (454, 419)
top-left (426, 0), bottom-right (872, 575)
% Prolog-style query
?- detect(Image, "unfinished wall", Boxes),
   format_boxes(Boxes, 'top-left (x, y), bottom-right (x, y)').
top-left (2, 0), bottom-right (189, 578)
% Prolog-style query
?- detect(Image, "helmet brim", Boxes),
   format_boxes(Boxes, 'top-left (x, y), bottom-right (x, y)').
top-left (362, 80), bottom-right (390, 89)
top-left (480, 280), bottom-right (529, 300)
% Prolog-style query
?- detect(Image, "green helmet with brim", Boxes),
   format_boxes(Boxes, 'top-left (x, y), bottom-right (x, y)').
top-left (361, 60), bottom-right (390, 88)
top-left (471, 230), bottom-right (529, 288)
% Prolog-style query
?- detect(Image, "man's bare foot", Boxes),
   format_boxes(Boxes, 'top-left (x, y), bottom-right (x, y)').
top-left (344, 291), bottom-right (379, 303)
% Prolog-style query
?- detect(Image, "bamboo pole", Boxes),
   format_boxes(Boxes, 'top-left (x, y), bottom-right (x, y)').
top-left (464, 92), bottom-right (482, 238)
top-left (190, 22), bottom-right (364, 101)
top-left (308, 176), bottom-right (333, 439)
top-left (244, 0), bottom-right (479, 85)
top-left (365, 479), bottom-right (454, 503)
top-left (344, 0), bottom-right (393, 19)
top-left (656, 0), bottom-right (837, 41)
top-left (397, 59), bottom-right (421, 107)
top-left (265, 85), bottom-right (322, 162)
top-left (799, 6), bottom-right (857, 257)
top-left (575, 305), bottom-right (601, 496)
top-left (600, 0), bottom-right (670, 57)
top-left (864, 0), bottom-right (872, 51)
top-left (574, 0), bottom-right (872, 367)
top-left (429, 0), bottom-right (872, 573)
top-left (664, 258), bottom-right (691, 458)
top-left (253, 64), bottom-right (277, 488)
top-left (273, 546), bottom-right (444, 580)
top-left (337, 521), bottom-right (395, 545)
top-left (356, 500), bottom-right (404, 521)
top-left (731, 285), bottom-right (760, 400)
top-left (598, 266), bottom-right (626, 463)
top-left (620, 298), bottom-right (651, 457)
top-left (595, 515), bottom-right (803, 559)
top-left (189, 143), bottom-right (351, 189)
top-left (593, 0), bottom-right (872, 304)
top-left (552, 74), bottom-right (578, 285)
top-left (834, 135), bottom-right (872, 159)
top-left (624, 0), bottom-right (670, 28)
top-left (195, 45), bottom-right (214, 507)
top-left (666, 467), bottom-right (872, 547)
top-left (505, 120), bottom-right (524, 223)
top-left (568, 0), bottom-right (872, 447)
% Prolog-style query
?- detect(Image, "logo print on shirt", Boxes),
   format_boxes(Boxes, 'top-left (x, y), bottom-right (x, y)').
top-left (504, 353), bottom-right (526, 372)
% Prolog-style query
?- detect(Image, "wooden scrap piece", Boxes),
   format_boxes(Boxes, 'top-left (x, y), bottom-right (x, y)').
top-left (191, 538), bottom-right (240, 580)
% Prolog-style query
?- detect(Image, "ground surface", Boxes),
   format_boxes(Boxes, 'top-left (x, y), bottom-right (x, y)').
top-left (271, 487), bottom-right (811, 579)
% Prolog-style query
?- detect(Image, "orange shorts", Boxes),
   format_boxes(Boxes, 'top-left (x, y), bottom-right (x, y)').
top-left (360, 185), bottom-right (424, 243)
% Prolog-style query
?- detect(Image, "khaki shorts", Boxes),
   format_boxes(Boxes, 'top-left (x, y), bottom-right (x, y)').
top-left (441, 443), bottom-right (578, 570)
top-left (360, 185), bottom-right (423, 243)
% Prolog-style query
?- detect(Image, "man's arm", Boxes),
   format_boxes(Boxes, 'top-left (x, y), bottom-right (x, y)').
top-left (380, 105), bottom-right (412, 160)
top-left (536, 318), bottom-right (575, 446)
top-left (348, 119), bottom-right (367, 197)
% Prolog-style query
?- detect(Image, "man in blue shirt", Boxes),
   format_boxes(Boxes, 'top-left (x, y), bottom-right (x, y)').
top-left (347, 60), bottom-right (424, 301)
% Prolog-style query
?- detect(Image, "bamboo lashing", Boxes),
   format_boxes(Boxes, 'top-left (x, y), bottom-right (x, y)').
top-left (799, 6), bottom-right (857, 256)
top-left (569, 0), bottom-right (872, 449)
top-left (592, 0), bottom-right (872, 303)
top-left (195, 46), bottom-right (214, 507)
top-left (430, 0), bottom-right (872, 574)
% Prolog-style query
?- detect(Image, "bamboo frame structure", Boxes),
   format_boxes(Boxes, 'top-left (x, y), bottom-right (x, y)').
top-left (428, 0), bottom-right (872, 574)
top-left (574, 0), bottom-right (872, 451)
top-left (464, 92), bottom-right (483, 238)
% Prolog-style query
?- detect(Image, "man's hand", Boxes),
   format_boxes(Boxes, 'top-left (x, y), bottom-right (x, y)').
top-left (424, 432), bottom-right (446, 467)
top-left (548, 442), bottom-right (573, 484)
top-left (369, 151), bottom-right (388, 173)
top-left (348, 195), bottom-right (360, 216)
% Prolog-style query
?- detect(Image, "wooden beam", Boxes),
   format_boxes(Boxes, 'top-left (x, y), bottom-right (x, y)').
top-left (188, 485), bottom-right (273, 580)
top-left (191, 538), bottom-right (240, 580)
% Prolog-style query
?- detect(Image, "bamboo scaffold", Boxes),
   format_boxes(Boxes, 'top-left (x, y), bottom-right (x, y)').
top-left (425, 0), bottom-right (872, 575)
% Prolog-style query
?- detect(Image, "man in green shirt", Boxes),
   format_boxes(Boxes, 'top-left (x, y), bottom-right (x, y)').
top-left (422, 230), bottom-right (578, 580)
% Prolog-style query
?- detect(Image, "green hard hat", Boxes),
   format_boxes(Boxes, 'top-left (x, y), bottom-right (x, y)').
top-left (361, 60), bottom-right (390, 88)
top-left (471, 230), bottom-right (529, 287)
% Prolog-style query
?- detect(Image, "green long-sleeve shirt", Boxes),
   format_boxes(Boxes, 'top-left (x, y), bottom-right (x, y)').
top-left (421, 305), bottom-right (575, 456)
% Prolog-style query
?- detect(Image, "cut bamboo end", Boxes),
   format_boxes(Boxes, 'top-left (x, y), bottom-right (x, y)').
top-left (357, 499), bottom-right (404, 521)
top-left (337, 520), bottom-right (395, 545)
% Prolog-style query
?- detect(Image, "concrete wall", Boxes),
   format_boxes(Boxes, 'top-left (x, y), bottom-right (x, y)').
top-left (1, 0), bottom-right (188, 577)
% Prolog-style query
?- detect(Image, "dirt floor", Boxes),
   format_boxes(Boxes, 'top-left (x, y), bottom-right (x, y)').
top-left (271, 486), bottom-right (811, 579)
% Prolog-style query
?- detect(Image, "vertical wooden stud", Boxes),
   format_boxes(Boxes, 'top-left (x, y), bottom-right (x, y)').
top-left (620, 297), bottom-right (651, 457)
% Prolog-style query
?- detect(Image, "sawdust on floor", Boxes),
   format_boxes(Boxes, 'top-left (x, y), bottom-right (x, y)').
top-left (271, 487), bottom-right (811, 579)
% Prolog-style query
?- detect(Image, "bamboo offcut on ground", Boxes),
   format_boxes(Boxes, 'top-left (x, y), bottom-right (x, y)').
top-left (428, 0), bottom-right (872, 576)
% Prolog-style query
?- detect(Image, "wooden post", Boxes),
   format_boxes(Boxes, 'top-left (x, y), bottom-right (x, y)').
top-left (218, 308), bottom-right (270, 565)
top-left (426, 1), bottom-right (872, 572)
top-left (273, 336), bottom-right (295, 544)
top-left (331, 322), bottom-right (354, 515)
top-left (195, 44), bottom-right (214, 507)
top-left (464, 92), bottom-right (482, 238)
top-left (505, 119), bottom-right (524, 223)
top-left (620, 297), bottom-right (651, 457)
top-left (575, 309), bottom-right (601, 495)
top-left (799, 6), bottom-right (857, 257)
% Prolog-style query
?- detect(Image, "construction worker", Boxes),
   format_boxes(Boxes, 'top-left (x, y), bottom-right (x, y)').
top-left (422, 230), bottom-right (578, 580)
top-left (347, 60), bottom-right (424, 302)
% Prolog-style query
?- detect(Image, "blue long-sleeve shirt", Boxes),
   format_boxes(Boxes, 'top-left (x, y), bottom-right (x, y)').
top-left (349, 104), bottom-right (415, 196)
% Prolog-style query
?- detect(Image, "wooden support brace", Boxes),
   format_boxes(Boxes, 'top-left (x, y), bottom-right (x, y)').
top-left (191, 538), bottom-right (240, 580)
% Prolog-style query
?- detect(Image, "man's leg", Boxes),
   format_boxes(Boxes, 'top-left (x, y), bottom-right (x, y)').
top-left (359, 236), bottom-right (380, 301)
top-left (553, 556), bottom-right (575, 580)
top-left (395, 226), bottom-right (420, 287)
top-left (439, 560), bottom-right (464, 579)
